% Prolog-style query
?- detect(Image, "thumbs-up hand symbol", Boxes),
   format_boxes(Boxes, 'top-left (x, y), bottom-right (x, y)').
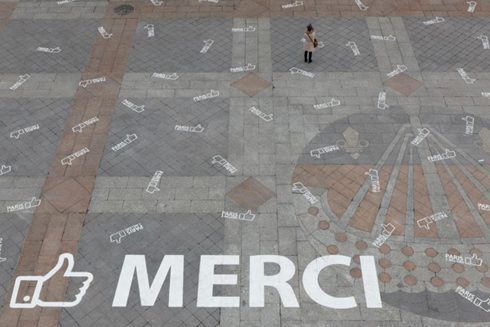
top-left (167, 73), bottom-right (179, 80)
top-left (191, 124), bottom-right (205, 133)
top-left (0, 165), bottom-right (11, 176)
top-left (10, 253), bottom-right (93, 308)
top-left (262, 114), bottom-right (273, 122)
top-left (381, 223), bottom-right (396, 236)
top-left (238, 210), bottom-right (256, 221)
top-left (474, 297), bottom-right (490, 312)
top-left (465, 253), bottom-right (483, 267)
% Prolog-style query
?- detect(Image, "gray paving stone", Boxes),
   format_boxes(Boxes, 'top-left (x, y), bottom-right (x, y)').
top-left (99, 97), bottom-right (229, 177)
top-left (127, 19), bottom-right (233, 73)
top-left (278, 227), bottom-right (298, 255)
top-left (0, 19), bottom-right (98, 73)
top-left (383, 290), bottom-right (490, 323)
top-left (271, 17), bottom-right (378, 72)
top-left (403, 17), bottom-right (490, 72)
top-left (0, 98), bottom-right (71, 176)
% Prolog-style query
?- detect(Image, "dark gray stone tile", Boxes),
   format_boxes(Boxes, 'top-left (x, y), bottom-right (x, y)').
top-left (99, 97), bottom-right (229, 176)
top-left (0, 20), bottom-right (98, 73)
top-left (127, 19), bottom-right (233, 73)
top-left (403, 17), bottom-right (490, 72)
top-left (0, 98), bottom-right (72, 176)
top-left (271, 17), bottom-right (378, 72)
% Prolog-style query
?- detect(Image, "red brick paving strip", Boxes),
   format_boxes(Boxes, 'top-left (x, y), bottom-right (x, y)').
top-left (349, 166), bottom-right (392, 232)
top-left (0, 3), bottom-right (140, 327)
top-left (456, 165), bottom-right (490, 225)
top-left (436, 165), bottom-right (483, 238)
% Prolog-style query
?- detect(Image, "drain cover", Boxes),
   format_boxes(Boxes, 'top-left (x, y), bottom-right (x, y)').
top-left (114, 4), bottom-right (134, 16)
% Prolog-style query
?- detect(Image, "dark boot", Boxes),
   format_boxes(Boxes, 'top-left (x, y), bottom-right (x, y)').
top-left (304, 51), bottom-right (308, 63)
top-left (308, 52), bottom-right (312, 63)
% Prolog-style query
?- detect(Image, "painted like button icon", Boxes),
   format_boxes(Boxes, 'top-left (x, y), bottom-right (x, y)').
top-left (10, 253), bottom-right (93, 308)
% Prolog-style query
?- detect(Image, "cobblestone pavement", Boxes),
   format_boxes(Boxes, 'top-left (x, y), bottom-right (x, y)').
top-left (2, 1), bottom-right (490, 327)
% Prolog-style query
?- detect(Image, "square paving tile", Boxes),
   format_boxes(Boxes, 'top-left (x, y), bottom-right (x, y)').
top-left (384, 73), bottom-right (423, 96)
top-left (226, 177), bottom-right (275, 210)
top-left (60, 213), bottom-right (223, 327)
top-left (99, 97), bottom-right (229, 176)
top-left (403, 17), bottom-right (490, 72)
top-left (230, 72), bottom-right (271, 97)
top-left (0, 98), bottom-right (72, 176)
top-left (0, 213), bottom-right (34, 307)
top-left (271, 17), bottom-right (378, 72)
top-left (0, 19), bottom-right (98, 73)
top-left (127, 18), bottom-right (233, 73)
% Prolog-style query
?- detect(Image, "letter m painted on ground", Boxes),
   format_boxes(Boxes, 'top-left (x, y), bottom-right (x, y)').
top-left (112, 255), bottom-right (184, 307)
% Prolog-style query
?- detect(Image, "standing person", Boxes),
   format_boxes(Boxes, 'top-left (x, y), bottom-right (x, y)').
top-left (304, 23), bottom-right (317, 63)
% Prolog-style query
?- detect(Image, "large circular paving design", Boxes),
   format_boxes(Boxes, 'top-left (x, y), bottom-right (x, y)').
top-left (292, 110), bottom-right (490, 322)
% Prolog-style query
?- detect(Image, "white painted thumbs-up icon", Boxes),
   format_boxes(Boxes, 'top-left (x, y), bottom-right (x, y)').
top-left (10, 253), bottom-right (93, 308)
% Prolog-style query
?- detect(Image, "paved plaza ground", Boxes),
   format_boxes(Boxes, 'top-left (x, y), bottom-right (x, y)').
top-left (1, 0), bottom-right (490, 326)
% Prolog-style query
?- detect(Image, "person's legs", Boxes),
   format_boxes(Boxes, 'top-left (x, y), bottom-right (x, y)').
top-left (308, 51), bottom-right (312, 63)
top-left (304, 51), bottom-right (308, 62)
